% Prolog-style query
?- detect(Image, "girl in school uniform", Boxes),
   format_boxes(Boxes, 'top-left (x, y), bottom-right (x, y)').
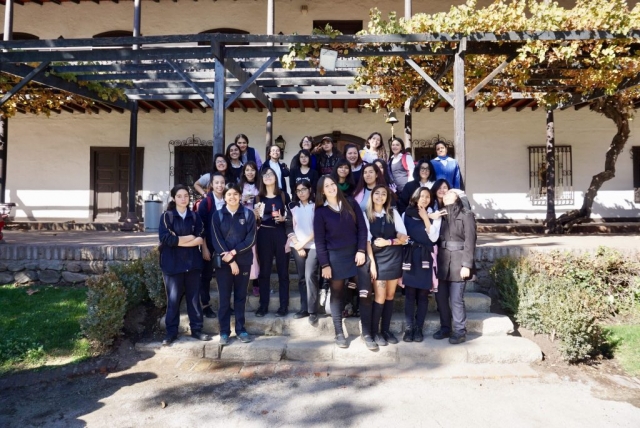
top-left (313, 176), bottom-right (376, 350)
top-left (254, 167), bottom-right (292, 317)
top-left (331, 158), bottom-right (356, 197)
top-left (211, 183), bottom-right (257, 346)
top-left (344, 143), bottom-right (366, 185)
top-left (289, 149), bottom-right (319, 192)
top-left (361, 131), bottom-right (388, 163)
top-left (286, 180), bottom-right (319, 322)
top-left (353, 163), bottom-right (387, 213)
top-left (239, 162), bottom-right (261, 296)
top-left (402, 187), bottom-right (444, 342)
top-left (261, 145), bottom-right (290, 195)
top-left (365, 185), bottom-right (409, 346)
top-left (159, 184), bottom-right (211, 345)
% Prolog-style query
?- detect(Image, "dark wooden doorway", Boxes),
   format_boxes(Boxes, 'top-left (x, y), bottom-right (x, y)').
top-left (90, 147), bottom-right (144, 222)
top-left (174, 146), bottom-right (213, 201)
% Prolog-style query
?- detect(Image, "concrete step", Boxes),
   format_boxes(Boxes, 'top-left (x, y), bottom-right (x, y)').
top-left (185, 290), bottom-right (491, 314)
top-left (163, 311), bottom-right (513, 338)
top-left (136, 334), bottom-right (541, 364)
top-left (210, 272), bottom-right (481, 293)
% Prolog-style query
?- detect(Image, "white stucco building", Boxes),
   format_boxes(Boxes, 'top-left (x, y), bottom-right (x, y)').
top-left (2, 0), bottom-right (639, 223)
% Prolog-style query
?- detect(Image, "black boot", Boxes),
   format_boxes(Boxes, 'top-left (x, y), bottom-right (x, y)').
top-left (372, 302), bottom-right (386, 346)
top-left (403, 325), bottom-right (414, 342)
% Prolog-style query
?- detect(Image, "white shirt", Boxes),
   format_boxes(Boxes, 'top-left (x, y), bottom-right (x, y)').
top-left (361, 148), bottom-right (378, 164)
top-left (290, 202), bottom-right (315, 249)
top-left (213, 194), bottom-right (225, 210)
top-left (177, 209), bottom-right (187, 220)
top-left (364, 208), bottom-right (407, 241)
top-left (269, 160), bottom-right (282, 187)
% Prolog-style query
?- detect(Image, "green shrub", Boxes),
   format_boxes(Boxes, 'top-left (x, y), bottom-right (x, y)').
top-left (82, 272), bottom-right (127, 349)
top-left (141, 248), bottom-right (166, 309)
top-left (491, 247), bottom-right (640, 362)
top-left (108, 260), bottom-right (147, 310)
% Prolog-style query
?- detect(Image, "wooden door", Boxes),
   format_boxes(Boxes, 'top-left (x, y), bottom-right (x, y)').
top-left (174, 146), bottom-right (212, 202)
top-left (91, 148), bottom-right (144, 221)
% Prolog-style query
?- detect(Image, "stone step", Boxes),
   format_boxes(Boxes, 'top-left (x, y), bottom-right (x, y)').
top-left (185, 290), bottom-right (491, 314)
top-left (136, 334), bottom-right (541, 364)
top-left (163, 310), bottom-right (512, 338)
top-left (210, 272), bottom-right (481, 293)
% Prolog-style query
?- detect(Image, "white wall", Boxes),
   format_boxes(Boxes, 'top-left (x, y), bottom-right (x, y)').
top-left (8, 107), bottom-right (639, 221)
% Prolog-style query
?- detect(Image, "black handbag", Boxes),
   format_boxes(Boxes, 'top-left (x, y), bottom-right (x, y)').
top-left (212, 253), bottom-right (223, 269)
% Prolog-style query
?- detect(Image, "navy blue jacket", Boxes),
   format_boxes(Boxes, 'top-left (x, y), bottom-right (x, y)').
top-left (158, 208), bottom-right (204, 275)
top-left (211, 205), bottom-right (256, 267)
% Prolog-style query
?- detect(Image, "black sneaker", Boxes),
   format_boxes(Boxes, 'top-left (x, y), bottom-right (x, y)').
top-left (382, 331), bottom-right (399, 345)
top-left (362, 334), bottom-right (379, 351)
top-left (335, 333), bottom-right (348, 348)
top-left (449, 334), bottom-right (466, 345)
top-left (162, 334), bottom-right (177, 346)
top-left (403, 327), bottom-right (414, 342)
top-left (432, 329), bottom-right (451, 340)
top-left (203, 306), bottom-right (217, 318)
top-left (293, 310), bottom-right (309, 319)
top-left (374, 333), bottom-right (388, 347)
top-left (191, 331), bottom-right (212, 341)
top-left (413, 327), bottom-right (424, 343)
top-left (308, 313), bottom-right (318, 325)
top-left (255, 308), bottom-right (267, 317)
top-left (275, 307), bottom-right (289, 317)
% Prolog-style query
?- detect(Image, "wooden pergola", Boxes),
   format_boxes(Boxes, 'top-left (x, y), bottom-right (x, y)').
top-left (1, 0), bottom-right (639, 227)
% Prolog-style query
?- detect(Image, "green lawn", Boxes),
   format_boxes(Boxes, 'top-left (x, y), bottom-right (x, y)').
top-left (0, 284), bottom-right (91, 375)
top-left (605, 323), bottom-right (640, 377)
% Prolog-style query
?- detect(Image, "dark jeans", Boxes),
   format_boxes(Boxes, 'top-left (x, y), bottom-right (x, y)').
top-left (256, 226), bottom-right (290, 311)
top-left (216, 264), bottom-right (250, 336)
top-left (434, 280), bottom-right (467, 335)
top-left (200, 254), bottom-right (214, 307)
top-left (163, 269), bottom-right (203, 336)
top-left (291, 248), bottom-right (319, 313)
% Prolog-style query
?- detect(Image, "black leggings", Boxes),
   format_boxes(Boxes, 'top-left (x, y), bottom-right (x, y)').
top-left (404, 286), bottom-right (429, 329)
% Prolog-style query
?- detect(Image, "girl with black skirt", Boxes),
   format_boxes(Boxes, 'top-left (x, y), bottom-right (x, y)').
top-left (313, 176), bottom-right (376, 350)
top-left (365, 185), bottom-right (409, 346)
top-left (211, 183), bottom-right (257, 346)
top-left (402, 187), bottom-right (443, 342)
top-left (254, 167), bottom-right (291, 317)
top-left (159, 185), bottom-right (211, 345)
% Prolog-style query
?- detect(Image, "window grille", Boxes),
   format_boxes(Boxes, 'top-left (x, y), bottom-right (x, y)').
top-left (528, 146), bottom-right (573, 205)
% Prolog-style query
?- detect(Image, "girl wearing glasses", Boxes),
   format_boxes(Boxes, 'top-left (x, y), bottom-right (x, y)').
top-left (397, 159), bottom-right (436, 215)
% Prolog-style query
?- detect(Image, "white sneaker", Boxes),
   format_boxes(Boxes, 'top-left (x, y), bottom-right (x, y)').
top-left (319, 288), bottom-right (327, 307)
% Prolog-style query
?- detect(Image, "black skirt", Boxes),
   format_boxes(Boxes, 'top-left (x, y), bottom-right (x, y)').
top-left (328, 244), bottom-right (357, 280)
top-left (373, 245), bottom-right (403, 280)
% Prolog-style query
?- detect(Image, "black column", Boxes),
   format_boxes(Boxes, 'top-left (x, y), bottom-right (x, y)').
top-left (545, 109), bottom-right (556, 229)
top-left (122, 101), bottom-right (140, 230)
top-left (0, 118), bottom-right (7, 203)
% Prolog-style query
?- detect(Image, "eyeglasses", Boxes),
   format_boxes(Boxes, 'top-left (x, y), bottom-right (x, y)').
top-left (419, 166), bottom-right (431, 171)
top-left (237, 141), bottom-right (248, 144)
top-left (262, 172), bottom-right (275, 178)
top-left (296, 188), bottom-right (309, 194)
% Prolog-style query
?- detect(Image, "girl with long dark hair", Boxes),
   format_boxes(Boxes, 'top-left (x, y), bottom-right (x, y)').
top-left (225, 142), bottom-right (243, 183)
top-left (388, 137), bottom-right (415, 193)
top-left (290, 135), bottom-right (317, 171)
top-left (397, 159), bottom-right (436, 215)
top-left (286, 180), bottom-right (319, 321)
top-left (194, 153), bottom-right (233, 195)
top-left (343, 143), bottom-right (365, 184)
top-left (211, 183), bottom-right (257, 346)
top-left (254, 167), bottom-right (292, 317)
top-left (402, 187), bottom-right (443, 342)
top-left (289, 149), bottom-right (319, 192)
top-left (331, 158), bottom-right (356, 197)
top-left (365, 185), bottom-right (409, 346)
top-left (432, 178), bottom-right (451, 210)
top-left (313, 176), bottom-right (376, 350)
top-left (373, 159), bottom-right (397, 195)
top-left (353, 163), bottom-right (387, 212)
top-left (361, 132), bottom-right (387, 163)
top-left (159, 185), bottom-right (211, 345)
top-left (239, 161), bottom-right (261, 296)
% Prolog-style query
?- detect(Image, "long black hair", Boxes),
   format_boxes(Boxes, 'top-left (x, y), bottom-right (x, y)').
top-left (353, 163), bottom-right (386, 197)
top-left (167, 184), bottom-right (189, 211)
top-left (290, 148), bottom-right (312, 172)
top-left (412, 158), bottom-right (436, 183)
top-left (291, 179), bottom-right (314, 205)
top-left (239, 161), bottom-right (259, 188)
top-left (258, 166), bottom-right (282, 197)
top-left (331, 158), bottom-right (355, 188)
top-left (315, 175), bottom-right (356, 222)
top-left (431, 178), bottom-right (452, 208)
top-left (372, 158), bottom-right (394, 188)
top-left (409, 186), bottom-right (435, 210)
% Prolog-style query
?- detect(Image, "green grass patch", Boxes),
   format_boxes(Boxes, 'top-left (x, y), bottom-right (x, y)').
top-left (604, 324), bottom-right (640, 376)
top-left (0, 284), bottom-right (91, 375)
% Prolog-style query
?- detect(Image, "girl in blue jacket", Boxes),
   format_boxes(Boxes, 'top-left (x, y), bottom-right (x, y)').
top-left (159, 184), bottom-right (211, 346)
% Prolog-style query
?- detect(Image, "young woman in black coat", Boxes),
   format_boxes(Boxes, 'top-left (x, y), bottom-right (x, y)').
top-left (397, 159), bottom-right (436, 214)
top-left (433, 189), bottom-right (477, 345)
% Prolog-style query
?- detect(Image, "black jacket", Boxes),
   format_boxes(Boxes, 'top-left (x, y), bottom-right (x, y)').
top-left (437, 204), bottom-right (477, 282)
top-left (211, 205), bottom-right (256, 266)
top-left (158, 209), bottom-right (204, 275)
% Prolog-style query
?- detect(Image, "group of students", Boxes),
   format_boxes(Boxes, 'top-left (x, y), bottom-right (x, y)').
top-left (158, 132), bottom-right (476, 350)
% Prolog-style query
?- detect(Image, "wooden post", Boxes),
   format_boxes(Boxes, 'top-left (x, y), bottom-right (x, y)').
top-left (0, 118), bottom-right (7, 203)
top-left (2, 0), bottom-right (13, 203)
top-left (265, 104), bottom-right (273, 149)
top-left (405, 0), bottom-right (412, 19)
top-left (453, 37), bottom-right (467, 190)
top-left (545, 109), bottom-right (557, 230)
top-left (213, 56), bottom-right (226, 155)
top-left (404, 97), bottom-right (413, 157)
top-left (267, 0), bottom-right (274, 46)
top-left (122, 0), bottom-right (142, 230)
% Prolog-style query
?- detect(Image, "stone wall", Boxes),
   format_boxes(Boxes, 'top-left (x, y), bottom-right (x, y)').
top-left (0, 245), bottom-right (155, 285)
